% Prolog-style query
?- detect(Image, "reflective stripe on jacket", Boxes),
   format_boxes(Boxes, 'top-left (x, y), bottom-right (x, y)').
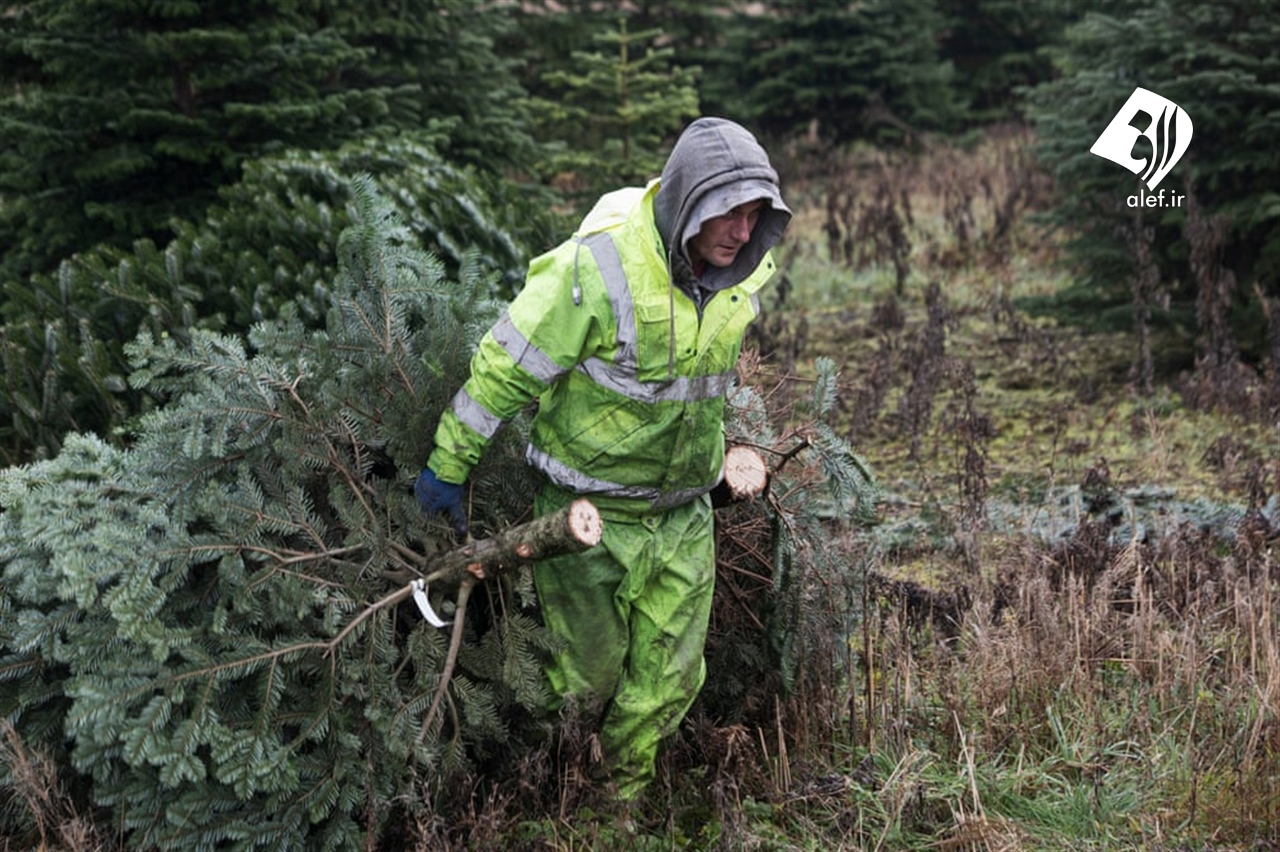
top-left (428, 180), bottom-right (777, 512)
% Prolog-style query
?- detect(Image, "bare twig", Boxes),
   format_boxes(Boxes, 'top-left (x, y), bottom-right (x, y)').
top-left (422, 577), bottom-right (476, 737)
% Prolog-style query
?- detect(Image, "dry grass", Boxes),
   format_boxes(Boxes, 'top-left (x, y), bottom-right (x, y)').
top-left (726, 122), bottom-right (1280, 850)
top-left (0, 721), bottom-right (106, 852)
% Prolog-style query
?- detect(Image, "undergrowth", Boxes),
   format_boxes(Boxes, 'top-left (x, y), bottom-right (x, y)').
top-left (732, 124), bottom-right (1280, 852)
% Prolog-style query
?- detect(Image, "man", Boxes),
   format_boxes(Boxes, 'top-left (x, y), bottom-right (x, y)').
top-left (415, 117), bottom-right (791, 802)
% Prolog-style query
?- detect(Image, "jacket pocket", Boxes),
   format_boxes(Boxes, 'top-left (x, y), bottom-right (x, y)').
top-left (632, 290), bottom-right (698, 383)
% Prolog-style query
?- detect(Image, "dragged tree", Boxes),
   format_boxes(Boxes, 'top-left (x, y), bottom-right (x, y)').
top-left (0, 179), bottom-right (545, 849)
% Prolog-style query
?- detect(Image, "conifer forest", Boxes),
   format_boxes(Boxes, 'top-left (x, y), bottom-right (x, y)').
top-left (3, 1), bottom-right (1280, 849)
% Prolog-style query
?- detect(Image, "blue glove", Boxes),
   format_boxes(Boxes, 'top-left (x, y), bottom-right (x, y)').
top-left (414, 468), bottom-right (468, 539)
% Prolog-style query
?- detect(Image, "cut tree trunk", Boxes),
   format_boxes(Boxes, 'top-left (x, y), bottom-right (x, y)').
top-left (336, 500), bottom-right (602, 644)
top-left (368, 499), bottom-right (602, 631)
top-left (421, 498), bottom-right (603, 587)
top-left (723, 445), bottom-right (769, 499)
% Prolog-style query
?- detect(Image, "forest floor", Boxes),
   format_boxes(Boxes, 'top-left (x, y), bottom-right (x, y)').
top-left (779, 124), bottom-right (1275, 592)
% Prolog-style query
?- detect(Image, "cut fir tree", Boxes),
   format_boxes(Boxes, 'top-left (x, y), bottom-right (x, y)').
top-left (0, 176), bottom-right (550, 850)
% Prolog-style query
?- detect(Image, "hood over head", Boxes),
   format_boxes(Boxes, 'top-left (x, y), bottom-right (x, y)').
top-left (654, 117), bottom-right (792, 293)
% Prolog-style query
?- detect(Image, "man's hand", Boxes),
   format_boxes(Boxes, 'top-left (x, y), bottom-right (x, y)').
top-left (414, 468), bottom-right (469, 539)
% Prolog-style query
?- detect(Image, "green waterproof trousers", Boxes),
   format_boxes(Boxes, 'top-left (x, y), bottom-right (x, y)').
top-left (533, 485), bottom-right (715, 802)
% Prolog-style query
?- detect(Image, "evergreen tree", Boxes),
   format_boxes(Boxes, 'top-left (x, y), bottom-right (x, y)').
top-left (529, 15), bottom-right (700, 204)
top-left (936, 0), bottom-right (1084, 124)
top-left (624, 0), bottom-right (745, 114)
top-left (0, 0), bottom-right (535, 282)
top-left (735, 0), bottom-right (963, 145)
top-left (0, 179), bottom-right (878, 849)
top-left (505, 0), bottom-right (615, 86)
top-left (1025, 0), bottom-right (1280, 354)
top-left (508, 0), bottom-right (739, 130)
top-left (311, 1), bottom-right (536, 170)
top-left (0, 178), bottom-right (543, 850)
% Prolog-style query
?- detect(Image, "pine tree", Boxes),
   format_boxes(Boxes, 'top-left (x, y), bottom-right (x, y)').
top-left (736, 0), bottom-right (962, 145)
top-left (0, 178), bottom-right (547, 850)
top-left (0, 0), bottom-right (535, 282)
top-left (529, 15), bottom-right (700, 204)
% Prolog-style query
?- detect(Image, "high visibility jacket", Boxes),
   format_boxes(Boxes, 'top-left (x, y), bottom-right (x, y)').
top-left (428, 179), bottom-right (778, 514)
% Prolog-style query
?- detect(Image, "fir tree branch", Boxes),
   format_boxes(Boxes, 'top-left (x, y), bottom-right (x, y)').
top-left (773, 435), bottom-right (813, 473)
top-left (180, 544), bottom-right (367, 574)
top-left (337, 288), bottom-right (417, 394)
top-left (725, 433), bottom-right (812, 474)
top-left (282, 381), bottom-right (380, 531)
top-left (326, 408), bottom-right (382, 523)
top-left (387, 540), bottom-right (431, 571)
top-left (323, 585), bottom-right (416, 653)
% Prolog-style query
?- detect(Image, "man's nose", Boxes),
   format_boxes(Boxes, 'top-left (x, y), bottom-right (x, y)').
top-left (730, 213), bottom-right (753, 242)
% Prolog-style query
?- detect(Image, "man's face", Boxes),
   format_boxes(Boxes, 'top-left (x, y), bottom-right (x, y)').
top-left (688, 199), bottom-right (765, 268)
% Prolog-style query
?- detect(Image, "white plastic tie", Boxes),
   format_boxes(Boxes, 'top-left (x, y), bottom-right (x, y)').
top-left (410, 578), bottom-right (452, 628)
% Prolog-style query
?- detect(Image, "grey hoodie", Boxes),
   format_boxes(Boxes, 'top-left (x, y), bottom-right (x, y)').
top-left (653, 117), bottom-right (793, 298)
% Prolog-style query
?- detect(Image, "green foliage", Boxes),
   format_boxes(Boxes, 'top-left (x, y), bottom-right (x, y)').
top-left (309, 1), bottom-right (538, 170)
top-left (629, 1), bottom-right (759, 123)
top-left (937, 0), bottom-right (1084, 123)
top-left (1025, 0), bottom-right (1280, 342)
top-left (508, 1), bottom-right (753, 132)
top-left (0, 0), bottom-right (536, 281)
top-left (529, 15), bottom-right (700, 204)
top-left (0, 133), bottom-right (557, 467)
top-left (0, 179), bottom-right (544, 850)
top-left (733, 0), bottom-right (963, 145)
top-left (510, 0), bottom-right (1073, 146)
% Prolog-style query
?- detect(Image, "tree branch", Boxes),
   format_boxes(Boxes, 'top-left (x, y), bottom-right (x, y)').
top-left (384, 498), bottom-right (603, 588)
top-left (422, 577), bottom-right (475, 737)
